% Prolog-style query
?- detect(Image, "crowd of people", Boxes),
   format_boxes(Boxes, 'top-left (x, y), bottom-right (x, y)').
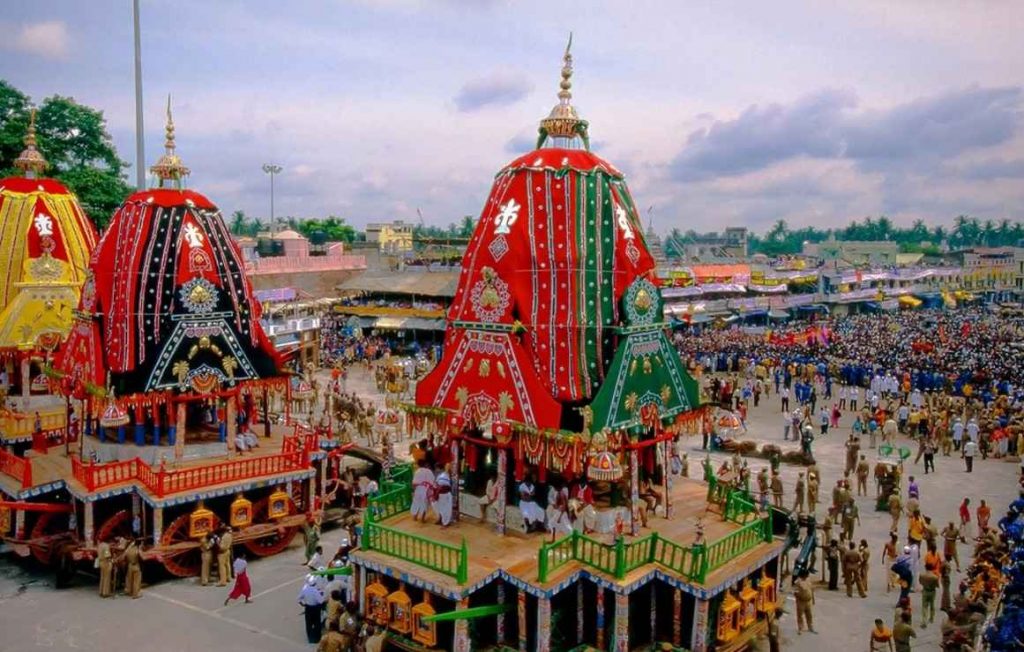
top-left (676, 306), bottom-right (1024, 399)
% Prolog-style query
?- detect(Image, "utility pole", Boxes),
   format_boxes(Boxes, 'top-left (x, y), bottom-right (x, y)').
top-left (132, 0), bottom-right (145, 189)
top-left (262, 164), bottom-right (282, 228)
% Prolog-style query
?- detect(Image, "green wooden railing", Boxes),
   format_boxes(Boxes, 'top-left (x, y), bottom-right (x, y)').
top-left (366, 482), bottom-right (412, 521)
top-left (651, 533), bottom-right (700, 579)
top-left (367, 462), bottom-right (414, 522)
top-left (538, 512), bottom-right (772, 584)
top-left (363, 519), bottom-right (469, 584)
top-left (723, 489), bottom-right (757, 523)
top-left (702, 515), bottom-right (772, 579)
top-left (384, 462), bottom-right (413, 490)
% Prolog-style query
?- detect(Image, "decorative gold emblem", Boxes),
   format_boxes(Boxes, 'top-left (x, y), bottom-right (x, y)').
top-left (478, 359), bottom-right (491, 378)
top-left (27, 252), bottom-right (64, 282)
top-left (222, 356), bottom-right (238, 380)
top-left (172, 360), bottom-right (190, 384)
top-left (661, 385), bottom-right (672, 404)
top-left (189, 282), bottom-right (212, 306)
top-left (624, 391), bottom-right (639, 413)
top-left (496, 361), bottom-right (506, 378)
top-left (188, 335), bottom-right (223, 359)
top-left (497, 391), bottom-right (514, 419)
top-left (634, 287), bottom-right (652, 312)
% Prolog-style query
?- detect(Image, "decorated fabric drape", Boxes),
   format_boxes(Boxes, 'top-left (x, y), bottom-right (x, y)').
top-left (435, 148), bottom-right (655, 407)
top-left (55, 188), bottom-right (280, 394)
top-left (587, 328), bottom-right (702, 434)
top-left (0, 177), bottom-right (98, 350)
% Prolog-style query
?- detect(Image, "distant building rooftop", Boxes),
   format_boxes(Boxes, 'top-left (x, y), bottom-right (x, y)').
top-left (337, 270), bottom-right (460, 298)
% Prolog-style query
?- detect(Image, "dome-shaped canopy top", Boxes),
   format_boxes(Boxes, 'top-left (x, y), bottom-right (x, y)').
top-left (55, 108), bottom-right (279, 396)
top-left (0, 116), bottom-right (98, 351)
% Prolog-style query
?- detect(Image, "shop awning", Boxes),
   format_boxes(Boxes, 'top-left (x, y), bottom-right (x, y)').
top-left (898, 295), bottom-right (923, 308)
top-left (796, 304), bottom-right (830, 314)
top-left (768, 309), bottom-right (791, 320)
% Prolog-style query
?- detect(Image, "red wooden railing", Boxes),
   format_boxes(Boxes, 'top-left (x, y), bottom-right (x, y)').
top-left (0, 449), bottom-right (32, 488)
top-left (70, 436), bottom-right (315, 498)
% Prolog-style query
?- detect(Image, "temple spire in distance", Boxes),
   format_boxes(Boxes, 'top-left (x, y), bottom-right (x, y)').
top-left (149, 95), bottom-right (190, 187)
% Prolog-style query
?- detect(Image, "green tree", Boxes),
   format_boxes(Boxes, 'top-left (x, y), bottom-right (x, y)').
top-left (0, 82), bottom-right (132, 229)
top-left (0, 80), bottom-right (31, 169)
top-left (229, 209), bottom-right (248, 235)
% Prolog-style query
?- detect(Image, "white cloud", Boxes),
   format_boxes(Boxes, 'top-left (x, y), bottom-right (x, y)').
top-left (4, 21), bottom-right (70, 61)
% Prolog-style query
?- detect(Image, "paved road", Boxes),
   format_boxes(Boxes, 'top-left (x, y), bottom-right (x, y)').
top-left (708, 384), bottom-right (1020, 652)
top-left (0, 367), bottom-right (1019, 651)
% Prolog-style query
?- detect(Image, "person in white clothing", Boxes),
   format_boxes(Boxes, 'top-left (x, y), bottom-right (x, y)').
top-left (966, 418), bottom-right (979, 443)
top-left (411, 461), bottom-right (435, 522)
top-left (433, 465), bottom-right (453, 527)
top-left (518, 474), bottom-right (546, 532)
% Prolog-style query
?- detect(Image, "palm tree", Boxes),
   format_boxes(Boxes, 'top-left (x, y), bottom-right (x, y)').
top-left (767, 219), bottom-right (788, 242)
top-left (876, 216), bottom-right (893, 241)
top-left (982, 219), bottom-right (996, 246)
top-left (997, 219), bottom-right (1012, 246)
top-left (229, 210), bottom-right (247, 235)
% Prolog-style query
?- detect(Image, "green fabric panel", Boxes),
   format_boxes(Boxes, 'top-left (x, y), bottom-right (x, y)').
top-left (588, 328), bottom-right (702, 433)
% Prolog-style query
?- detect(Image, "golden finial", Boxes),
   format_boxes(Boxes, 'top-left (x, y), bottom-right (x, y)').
top-left (149, 94), bottom-right (190, 187)
top-left (14, 109), bottom-right (48, 178)
top-left (538, 33), bottom-right (589, 150)
top-left (558, 33), bottom-right (573, 102)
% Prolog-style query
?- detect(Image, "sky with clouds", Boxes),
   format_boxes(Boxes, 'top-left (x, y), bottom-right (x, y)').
top-left (1, 0), bottom-right (1023, 234)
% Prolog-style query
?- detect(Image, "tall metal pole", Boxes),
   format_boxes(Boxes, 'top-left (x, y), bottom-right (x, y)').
top-left (132, 0), bottom-right (145, 189)
top-left (262, 164), bottom-right (282, 228)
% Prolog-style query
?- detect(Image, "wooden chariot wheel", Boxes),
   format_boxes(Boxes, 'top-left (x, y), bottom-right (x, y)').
top-left (95, 509), bottom-right (135, 545)
top-left (242, 496), bottom-right (300, 557)
top-left (29, 511), bottom-right (71, 565)
top-left (159, 512), bottom-right (221, 578)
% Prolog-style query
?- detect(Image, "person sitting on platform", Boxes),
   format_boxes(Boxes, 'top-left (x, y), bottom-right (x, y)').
top-left (638, 475), bottom-right (663, 526)
top-left (545, 480), bottom-right (572, 539)
top-left (518, 472), bottom-right (546, 533)
top-left (478, 470), bottom-right (500, 521)
top-left (570, 480), bottom-right (597, 534)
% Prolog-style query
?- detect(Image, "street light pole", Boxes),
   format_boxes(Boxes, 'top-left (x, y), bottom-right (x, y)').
top-left (262, 164), bottom-right (282, 228)
top-left (132, 0), bottom-right (145, 190)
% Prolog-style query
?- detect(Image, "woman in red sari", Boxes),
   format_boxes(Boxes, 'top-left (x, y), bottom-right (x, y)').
top-left (223, 551), bottom-right (252, 605)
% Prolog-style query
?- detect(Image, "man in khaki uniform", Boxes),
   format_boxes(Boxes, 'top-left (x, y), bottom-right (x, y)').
top-left (888, 493), bottom-right (902, 533)
top-left (200, 533), bottom-right (213, 586)
top-left (316, 621), bottom-right (346, 652)
top-left (919, 569), bottom-right (938, 627)
top-left (857, 539), bottom-right (871, 596)
top-left (97, 540), bottom-right (114, 598)
top-left (807, 473), bottom-right (819, 513)
top-left (842, 541), bottom-right (862, 597)
top-left (217, 527), bottom-right (234, 586)
top-left (794, 571), bottom-right (816, 634)
top-left (856, 455), bottom-right (870, 496)
top-left (770, 471), bottom-right (783, 508)
top-left (841, 501), bottom-right (859, 542)
top-left (757, 468), bottom-right (770, 504)
top-left (793, 472), bottom-right (805, 513)
top-left (893, 612), bottom-right (916, 651)
top-left (122, 539), bottom-right (142, 598)
top-left (941, 522), bottom-right (961, 572)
